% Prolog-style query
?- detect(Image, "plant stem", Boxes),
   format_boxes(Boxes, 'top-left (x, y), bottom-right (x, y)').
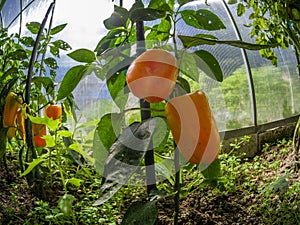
top-left (19, 0), bottom-right (22, 37)
top-left (171, 11), bottom-right (181, 225)
top-left (24, 1), bottom-right (55, 188)
top-left (135, 1), bottom-right (157, 194)
top-left (173, 145), bottom-right (181, 225)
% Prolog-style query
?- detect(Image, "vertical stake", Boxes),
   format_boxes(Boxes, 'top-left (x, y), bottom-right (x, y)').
top-left (135, 2), bottom-right (157, 194)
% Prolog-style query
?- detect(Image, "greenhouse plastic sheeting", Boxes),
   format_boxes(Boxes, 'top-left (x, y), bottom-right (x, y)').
top-left (177, 0), bottom-right (300, 131)
top-left (2, 0), bottom-right (300, 133)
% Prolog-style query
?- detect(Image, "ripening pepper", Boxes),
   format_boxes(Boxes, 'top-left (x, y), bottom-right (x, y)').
top-left (165, 90), bottom-right (220, 164)
top-left (3, 92), bottom-right (22, 128)
top-left (17, 109), bottom-right (46, 147)
top-left (32, 123), bottom-right (46, 147)
top-left (45, 104), bottom-right (62, 120)
top-left (7, 127), bottom-right (17, 139)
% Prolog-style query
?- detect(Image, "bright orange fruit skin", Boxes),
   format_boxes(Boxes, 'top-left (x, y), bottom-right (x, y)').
top-left (165, 91), bottom-right (220, 164)
top-left (17, 110), bottom-right (46, 147)
top-left (32, 123), bottom-right (46, 147)
top-left (126, 49), bottom-right (178, 103)
top-left (45, 105), bottom-right (62, 120)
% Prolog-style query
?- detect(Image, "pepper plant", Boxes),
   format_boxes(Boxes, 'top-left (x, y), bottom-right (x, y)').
top-left (0, 0), bottom-right (84, 200)
top-left (55, 0), bottom-right (276, 223)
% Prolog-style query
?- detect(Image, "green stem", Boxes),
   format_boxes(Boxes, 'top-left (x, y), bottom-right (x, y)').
top-left (173, 146), bottom-right (181, 225)
top-left (171, 10), bottom-right (181, 225)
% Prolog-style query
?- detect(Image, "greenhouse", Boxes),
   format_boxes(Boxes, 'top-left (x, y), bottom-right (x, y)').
top-left (0, 0), bottom-right (299, 224)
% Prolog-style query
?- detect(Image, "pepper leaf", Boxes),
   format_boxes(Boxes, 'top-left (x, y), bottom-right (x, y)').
top-left (237, 3), bottom-right (245, 16)
top-left (50, 23), bottom-right (67, 35)
top-left (121, 201), bottom-right (158, 225)
top-left (177, 50), bottom-right (199, 82)
top-left (178, 35), bottom-right (278, 50)
top-left (67, 49), bottom-right (95, 63)
top-left (104, 5), bottom-right (129, 29)
top-left (194, 50), bottom-right (223, 82)
top-left (180, 9), bottom-right (226, 31)
top-left (107, 71), bottom-right (128, 111)
top-left (32, 77), bottom-right (54, 95)
top-left (129, 4), bottom-right (166, 22)
top-left (177, 0), bottom-right (194, 6)
top-left (57, 65), bottom-right (88, 101)
top-left (97, 113), bottom-right (124, 150)
top-left (7, 49), bottom-right (27, 60)
top-left (26, 22), bottom-right (41, 34)
top-left (93, 118), bottom-right (157, 206)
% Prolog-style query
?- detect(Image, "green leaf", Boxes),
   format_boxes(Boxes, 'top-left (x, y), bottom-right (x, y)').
top-left (261, 174), bottom-right (289, 195)
top-left (121, 201), bottom-right (158, 225)
top-left (58, 194), bottom-right (75, 217)
top-left (237, 3), bottom-right (245, 16)
top-left (66, 178), bottom-right (83, 187)
top-left (200, 158), bottom-right (221, 180)
top-left (50, 23), bottom-right (67, 35)
top-left (7, 49), bottom-right (27, 60)
top-left (154, 154), bottom-right (174, 185)
top-left (180, 9), bottom-right (226, 31)
top-left (194, 50), bottom-right (223, 82)
top-left (50, 45), bottom-right (59, 57)
top-left (27, 115), bottom-right (60, 131)
top-left (176, 76), bottom-right (191, 93)
top-left (177, 50), bottom-right (199, 82)
top-left (93, 118), bottom-right (157, 206)
top-left (104, 5), bottom-right (129, 29)
top-left (178, 35), bottom-right (278, 50)
top-left (171, 76), bottom-right (191, 97)
top-left (95, 38), bottom-right (114, 56)
top-left (67, 48), bottom-right (95, 63)
top-left (0, 0), bottom-right (6, 11)
top-left (26, 22), bottom-right (41, 34)
top-left (32, 77), bottom-right (54, 95)
top-left (20, 36), bottom-right (35, 47)
top-left (96, 113), bottom-right (123, 150)
top-left (0, 77), bottom-right (19, 105)
top-left (129, 8), bottom-right (166, 22)
top-left (20, 158), bottom-right (45, 177)
top-left (43, 135), bottom-right (55, 147)
top-left (177, 0), bottom-right (194, 6)
top-left (152, 117), bottom-right (169, 150)
top-left (107, 71), bottom-right (128, 111)
top-left (69, 142), bottom-right (95, 163)
top-left (44, 57), bottom-right (58, 69)
top-left (51, 39), bottom-right (72, 51)
top-left (93, 127), bottom-right (108, 175)
top-left (3, 67), bottom-right (19, 76)
top-left (129, 0), bottom-right (144, 13)
top-left (57, 129), bottom-right (73, 138)
top-left (57, 65), bottom-right (88, 101)
top-left (146, 17), bottom-right (171, 41)
top-left (148, 0), bottom-right (171, 12)
top-left (227, 0), bottom-right (237, 4)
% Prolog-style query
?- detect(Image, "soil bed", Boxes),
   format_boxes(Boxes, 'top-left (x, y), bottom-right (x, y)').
top-left (0, 139), bottom-right (299, 224)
